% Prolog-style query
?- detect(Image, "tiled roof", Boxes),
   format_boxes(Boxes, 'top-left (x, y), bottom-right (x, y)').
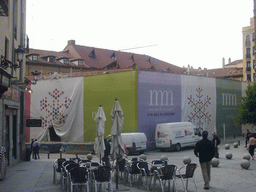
top-left (63, 41), bottom-right (185, 73)
top-left (26, 48), bottom-right (90, 68)
top-left (185, 67), bottom-right (243, 79)
top-left (225, 59), bottom-right (243, 67)
top-left (25, 41), bottom-right (243, 81)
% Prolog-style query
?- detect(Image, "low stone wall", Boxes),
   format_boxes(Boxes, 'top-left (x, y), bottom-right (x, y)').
top-left (26, 142), bottom-right (94, 154)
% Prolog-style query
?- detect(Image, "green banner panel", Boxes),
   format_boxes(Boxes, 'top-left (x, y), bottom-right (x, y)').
top-left (83, 71), bottom-right (137, 142)
top-left (216, 79), bottom-right (242, 138)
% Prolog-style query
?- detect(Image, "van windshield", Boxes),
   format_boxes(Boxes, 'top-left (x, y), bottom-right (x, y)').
top-left (194, 128), bottom-right (202, 136)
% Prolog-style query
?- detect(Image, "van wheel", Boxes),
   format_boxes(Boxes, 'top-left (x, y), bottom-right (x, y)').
top-left (175, 143), bottom-right (181, 151)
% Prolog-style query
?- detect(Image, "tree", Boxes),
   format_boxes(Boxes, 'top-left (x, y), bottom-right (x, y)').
top-left (235, 82), bottom-right (256, 125)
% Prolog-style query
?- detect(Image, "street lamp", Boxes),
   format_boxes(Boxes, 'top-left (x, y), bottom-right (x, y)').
top-left (15, 45), bottom-right (25, 68)
top-left (30, 70), bottom-right (41, 85)
top-left (1, 45), bottom-right (25, 69)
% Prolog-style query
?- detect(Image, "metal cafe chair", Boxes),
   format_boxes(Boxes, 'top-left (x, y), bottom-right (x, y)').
top-left (127, 160), bottom-right (141, 187)
top-left (93, 165), bottom-right (113, 192)
top-left (61, 161), bottom-right (79, 190)
top-left (118, 158), bottom-right (127, 179)
top-left (53, 158), bottom-right (66, 184)
top-left (176, 163), bottom-right (198, 192)
top-left (149, 160), bottom-right (164, 189)
top-left (153, 164), bottom-right (177, 192)
top-left (137, 161), bottom-right (150, 190)
top-left (68, 166), bottom-right (89, 192)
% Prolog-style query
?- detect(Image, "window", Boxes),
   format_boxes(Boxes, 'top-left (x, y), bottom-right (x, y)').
top-left (78, 60), bottom-right (83, 65)
top-left (48, 56), bottom-right (55, 62)
top-left (5, 38), bottom-right (9, 58)
top-left (246, 48), bottom-right (251, 58)
top-left (63, 58), bottom-right (69, 64)
top-left (246, 35), bottom-right (250, 45)
top-left (253, 60), bottom-right (255, 69)
top-left (130, 55), bottom-right (134, 62)
top-left (253, 46), bottom-right (255, 55)
top-left (111, 52), bottom-right (116, 60)
top-left (89, 49), bottom-right (95, 58)
top-left (147, 57), bottom-right (151, 64)
top-left (247, 61), bottom-right (251, 71)
top-left (32, 55), bottom-right (38, 61)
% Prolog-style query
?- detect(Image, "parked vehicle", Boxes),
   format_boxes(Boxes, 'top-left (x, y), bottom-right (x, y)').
top-left (107, 132), bottom-right (147, 155)
top-left (155, 122), bottom-right (201, 151)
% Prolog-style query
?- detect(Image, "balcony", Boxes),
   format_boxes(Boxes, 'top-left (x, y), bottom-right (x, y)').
top-left (0, 0), bottom-right (8, 16)
top-left (245, 43), bottom-right (251, 47)
top-left (246, 54), bottom-right (251, 59)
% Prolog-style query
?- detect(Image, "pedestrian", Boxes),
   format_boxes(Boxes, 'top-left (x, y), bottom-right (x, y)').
top-left (245, 129), bottom-right (251, 148)
top-left (30, 139), bottom-right (35, 159)
top-left (247, 134), bottom-right (256, 160)
top-left (102, 138), bottom-right (110, 166)
top-left (33, 139), bottom-right (40, 160)
top-left (194, 131), bottom-right (215, 190)
top-left (212, 132), bottom-right (220, 158)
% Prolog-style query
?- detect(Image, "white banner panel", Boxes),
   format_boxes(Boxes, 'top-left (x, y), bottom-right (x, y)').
top-left (30, 77), bottom-right (84, 142)
top-left (181, 75), bottom-right (216, 133)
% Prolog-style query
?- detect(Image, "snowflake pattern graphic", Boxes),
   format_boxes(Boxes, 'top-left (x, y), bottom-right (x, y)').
top-left (39, 88), bottom-right (72, 129)
top-left (187, 86), bottom-right (212, 130)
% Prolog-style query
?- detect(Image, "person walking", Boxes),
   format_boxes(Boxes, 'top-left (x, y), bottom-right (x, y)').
top-left (247, 134), bottom-right (256, 160)
top-left (194, 131), bottom-right (215, 190)
top-left (245, 129), bottom-right (251, 148)
top-left (33, 139), bottom-right (40, 160)
top-left (212, 132), bottom-right (220, 158)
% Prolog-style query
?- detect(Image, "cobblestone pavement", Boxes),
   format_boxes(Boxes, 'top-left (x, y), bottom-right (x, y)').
top-left (0, 136), bottom-right (256, 192)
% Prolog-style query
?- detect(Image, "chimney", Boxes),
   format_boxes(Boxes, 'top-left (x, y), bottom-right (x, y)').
top-left (68, 40), bottom-right (76, 46)
top-left (222, 57), bottom-right (225, 68)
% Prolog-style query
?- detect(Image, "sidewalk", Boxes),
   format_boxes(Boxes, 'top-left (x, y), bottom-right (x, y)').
top-left (0, 136), bottom-right (256, 192)
top-left (0, 153), bottom-right (145, 192)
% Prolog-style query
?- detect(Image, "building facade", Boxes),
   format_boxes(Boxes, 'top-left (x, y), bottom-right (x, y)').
top-left (242, 18), bottom-right (255, 82)
top-left (0, 0), bottom-right (27, 167)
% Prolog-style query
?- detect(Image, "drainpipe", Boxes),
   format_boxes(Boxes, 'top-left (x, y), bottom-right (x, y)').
top-left (19, 0), bottom-right (26, 161)
top-left (11, 0), bottom-right (16, 76)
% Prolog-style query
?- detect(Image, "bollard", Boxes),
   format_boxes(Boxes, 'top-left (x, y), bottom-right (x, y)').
top-left (48, 152), bottom-right (50, 159)
top-left (59, 146), bottom-right (64, 158)
top-left (238, 140), bottom-right (240, 146)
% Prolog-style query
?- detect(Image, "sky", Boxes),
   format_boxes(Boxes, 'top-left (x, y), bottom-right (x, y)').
top-left (26, 0), bottom-right (253, 69)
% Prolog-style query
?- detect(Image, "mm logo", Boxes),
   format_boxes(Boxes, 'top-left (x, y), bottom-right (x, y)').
top-left (222, 93), bottom-right (237, 106)
top-left (149, 90), bottom-right (174, 106)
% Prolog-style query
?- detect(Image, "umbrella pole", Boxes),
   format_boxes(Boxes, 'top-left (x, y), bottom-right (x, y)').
top-left (116, 160), bottom-right (119, 189)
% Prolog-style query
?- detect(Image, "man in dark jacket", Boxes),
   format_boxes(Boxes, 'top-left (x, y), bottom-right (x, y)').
top-left (212, 132), bottom-right (220, 158)
top-left (194, 131), bottom-right (215, 190)
top-left (102, 138), bottom-right (111, 166)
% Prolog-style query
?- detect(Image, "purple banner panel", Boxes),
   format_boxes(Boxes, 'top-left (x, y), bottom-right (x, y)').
top-left (138, 71), bottom-right (181, 149)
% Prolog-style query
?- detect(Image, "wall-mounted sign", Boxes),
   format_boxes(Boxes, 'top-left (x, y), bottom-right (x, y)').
top-left (26, 119), bottom-right (42, 127)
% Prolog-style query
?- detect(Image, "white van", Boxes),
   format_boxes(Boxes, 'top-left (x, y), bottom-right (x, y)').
top-left (155, 122), bottom-right (201, 151)
top-left (107, 132), bottom-right (147, 155)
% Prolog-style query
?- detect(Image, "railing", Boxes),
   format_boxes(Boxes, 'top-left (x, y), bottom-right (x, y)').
top-left (246, 54), bottom-right (251, 59)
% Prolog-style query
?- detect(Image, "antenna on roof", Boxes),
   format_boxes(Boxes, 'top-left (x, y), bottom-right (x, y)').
top-left (119, 44), bottom-right (157, 51)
